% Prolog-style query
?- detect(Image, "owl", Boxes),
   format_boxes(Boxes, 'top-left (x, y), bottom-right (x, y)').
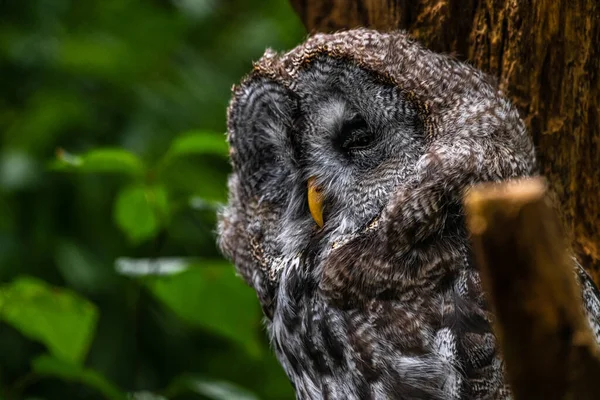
top-left (217, 29), bottom-right (600, 399)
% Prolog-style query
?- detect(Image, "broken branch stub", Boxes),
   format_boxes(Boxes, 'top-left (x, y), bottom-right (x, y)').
top-left (463, 178), bottom-right (600, 400)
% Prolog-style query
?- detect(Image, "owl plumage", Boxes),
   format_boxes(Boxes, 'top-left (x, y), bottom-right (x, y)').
top-left (217, 29), bottom-right (600, 399)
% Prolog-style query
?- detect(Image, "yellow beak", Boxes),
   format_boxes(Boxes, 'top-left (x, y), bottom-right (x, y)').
top-left (307, 176), bottom-right (324, 227)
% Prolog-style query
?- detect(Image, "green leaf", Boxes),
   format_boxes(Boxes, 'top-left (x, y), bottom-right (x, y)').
top-left (167, 375), bottom-right (260, 400)
top-left (32, 355), bottom-right (126, 400)
top-left (115, 257), bottom-right (191, 277)
top-left (127, 392), bottom-right (167, 400)
top-left (156, 132), bottom-right (230, 202)
top-left (113, 184), bottom-right (169, 244)
top-left (164, 131), bottom-right (228, 161)
top-left (0, 277), bottom-right (98, 365)
top-left (82, 149), bottom-right (145, 176)
top-left (53, 148), bottom-right (145, 177)
top-left (145, 261), bottom-right (262, 357)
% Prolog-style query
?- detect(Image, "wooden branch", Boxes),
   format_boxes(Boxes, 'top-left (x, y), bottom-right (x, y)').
top-left (463, 178), bottom-right (600, 400)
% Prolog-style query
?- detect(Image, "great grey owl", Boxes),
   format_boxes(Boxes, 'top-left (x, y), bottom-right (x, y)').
top-left (217, 29), bottom-right (600, 399)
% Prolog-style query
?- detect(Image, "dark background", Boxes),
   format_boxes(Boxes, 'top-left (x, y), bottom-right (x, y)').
top-left (0, 1), bottom-right (305, 399)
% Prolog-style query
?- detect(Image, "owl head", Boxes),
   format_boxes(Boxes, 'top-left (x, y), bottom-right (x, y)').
top-left (218, 29), bottom-right (535, 315)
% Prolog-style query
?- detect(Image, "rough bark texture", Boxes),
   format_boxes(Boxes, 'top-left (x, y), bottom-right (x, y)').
top-left (289, 0), bottom-right (600, 283)
top-left (464, 178), bottom-right (600, 399)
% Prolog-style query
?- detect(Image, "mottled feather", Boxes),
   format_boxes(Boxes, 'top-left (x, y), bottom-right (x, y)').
top-left (218, 29), bottom-right (600, 400)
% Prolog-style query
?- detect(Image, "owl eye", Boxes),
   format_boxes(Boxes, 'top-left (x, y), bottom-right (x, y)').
top-left (338, 115), bottom-right (375, 152)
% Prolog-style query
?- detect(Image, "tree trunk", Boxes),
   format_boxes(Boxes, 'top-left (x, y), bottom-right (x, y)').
top-left (289, 0), bottom-right (600, 282)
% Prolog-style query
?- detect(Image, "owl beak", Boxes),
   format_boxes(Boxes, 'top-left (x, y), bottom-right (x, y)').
top-left (307, 176), bottom-right (324, 228)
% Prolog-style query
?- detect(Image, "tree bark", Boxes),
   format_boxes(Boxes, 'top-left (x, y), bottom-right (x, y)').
top-left (288, 0), bottom-right (600, 282)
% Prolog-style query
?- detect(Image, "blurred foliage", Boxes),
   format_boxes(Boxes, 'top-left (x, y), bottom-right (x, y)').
top-left (0, 0), bottom-right (305, 399)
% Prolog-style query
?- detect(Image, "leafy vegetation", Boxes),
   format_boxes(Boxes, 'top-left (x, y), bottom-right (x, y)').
top-left (0, 1), bottom-right (305, 398)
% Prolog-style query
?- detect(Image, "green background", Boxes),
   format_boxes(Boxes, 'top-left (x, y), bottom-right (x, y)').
top-left (0, 1), bottom-right (305, 399)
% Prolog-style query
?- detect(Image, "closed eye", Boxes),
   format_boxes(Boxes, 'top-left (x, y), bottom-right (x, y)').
top-left (337, 114), bottom-right (375, 152)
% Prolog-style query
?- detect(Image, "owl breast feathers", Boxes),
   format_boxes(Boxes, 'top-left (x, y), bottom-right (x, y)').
top-left (217, 29), bottom-right (600, 400)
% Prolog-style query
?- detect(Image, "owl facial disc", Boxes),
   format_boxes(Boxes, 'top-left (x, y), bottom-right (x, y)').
top-left (307, 176), bottom-right (324, 227)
